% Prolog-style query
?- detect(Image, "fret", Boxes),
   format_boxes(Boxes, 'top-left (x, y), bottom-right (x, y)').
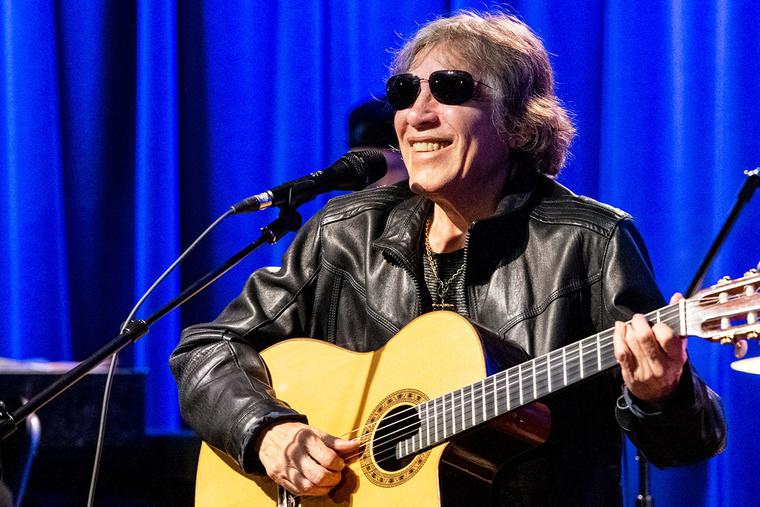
top-left (493, 374), bottom-right (499, 415)
top-left (480, 379), bottom-right (488, 421)
top-left (404, 437), bottom-right (409, 456)
top-left (442, 394), bottom-right (448, 439)
top-left (459, 387), bottom-right (466, 433)
top-left (537, 356), bottom-right (549, 398)
top-left (423, 403), bottom-right (431, 448)
top-left (547, 353), bottom-right (552, 393)
top-left (562, 347), bottom-right (568, 386)
top-left (470, 383), bottom-right (476, 427)
top-left (579, 341), bottom-right (585, 379)
top-left (444, 392), bottom-right (451, 438)
top-left (505, 369), bottom-right (512, 411)
top-left (452, 390), bottom-right (458, 434)
top-left (475, 381), bottom-right (484, 424)
top-left (596, 334), bottom-right (602, 372)
top-left (433, 398), bottom-right (439, 443)
top-left (453, 390), bottom-right (459, 434)
top-left (518, 363), bottom-right (524, 405)
top-left (508, 367), bottom-right (520, 409)
top-left (531, 359), bottom-right (537, 400)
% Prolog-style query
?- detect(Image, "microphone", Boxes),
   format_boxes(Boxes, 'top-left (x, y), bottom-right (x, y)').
top-left (232, 149), bottom-right (391, 214)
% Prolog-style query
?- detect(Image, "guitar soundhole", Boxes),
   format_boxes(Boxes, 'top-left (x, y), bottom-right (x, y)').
top-left (372, 404), bottom-right (420, 472)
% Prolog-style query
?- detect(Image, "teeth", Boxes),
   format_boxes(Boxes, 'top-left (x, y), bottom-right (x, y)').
top-left (412, 141), bottom-right (448, 152)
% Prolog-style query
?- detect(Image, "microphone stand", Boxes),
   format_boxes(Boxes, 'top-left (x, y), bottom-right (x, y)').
top-left (686, 168), bottom-right (759, 297)
top-left (0, 205), bottom-right (302, 442)
top-left (635, 167), bottom-right (759, 507)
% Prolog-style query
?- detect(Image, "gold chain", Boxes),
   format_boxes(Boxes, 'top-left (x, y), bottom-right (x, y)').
top-left (424, 216), bottom-right (466, 310)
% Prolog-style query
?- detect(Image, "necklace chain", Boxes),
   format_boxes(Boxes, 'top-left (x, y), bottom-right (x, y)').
top-left (424, 216), bottom-right (466, 310)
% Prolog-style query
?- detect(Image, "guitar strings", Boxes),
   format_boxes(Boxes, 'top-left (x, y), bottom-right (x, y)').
top-left (333, 293), bottom-right (752, 465)
top-left (364, 287), bottom-right (757, 463)
top-left (336, 302), bottom-right (693, 464)
top-left (338, 301), bottom-right (690, 444)
top-left (351, 332), bottom-right (627, 464)
top-left (339, 301), bottom-right (693, 463)
top-left (342, 289), bottom-right (753, 443)
top-left (345, 339), bottom-right (620, 465)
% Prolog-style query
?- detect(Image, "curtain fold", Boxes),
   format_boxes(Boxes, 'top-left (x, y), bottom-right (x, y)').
top-left (133, 0), bottom-right (181, 433)
top-left (1, 1), bottom-right (757, 504)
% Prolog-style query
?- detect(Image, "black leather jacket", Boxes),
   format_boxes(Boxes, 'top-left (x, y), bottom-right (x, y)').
top-left (170, 174), bottom-right (725, 505)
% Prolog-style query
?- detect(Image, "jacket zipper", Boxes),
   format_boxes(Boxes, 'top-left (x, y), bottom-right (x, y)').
top-left (462, 221), bottom-right (475, 318)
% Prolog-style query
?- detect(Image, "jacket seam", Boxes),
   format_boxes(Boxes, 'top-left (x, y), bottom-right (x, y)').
top-left (247, 266), bottom-right (322, 334)
top-left (367, 306), bottom-right (401, 336)
top-left (323, 259), bottom-right (367, 298)
top-left (529, 209), bottom-right (615, 237)
top-left (498, 272), bottom-right (603, 335)
top-left (322, 258), bottom-right (401, 336)
top-left (326, 275), bottom-right (343, 343)
top-left (179, 341), bottom-right (225, 391)
top-left (321, 195), bottom-right (403, 226)
top-left (600, 219), bottom-right (625, 326)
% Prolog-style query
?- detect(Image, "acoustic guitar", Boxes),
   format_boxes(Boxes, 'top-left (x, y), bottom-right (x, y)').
top-left (196, 267), bottom-right (760, 506)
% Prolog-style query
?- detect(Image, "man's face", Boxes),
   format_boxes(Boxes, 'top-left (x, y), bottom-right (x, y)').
top-left (394, 46), bottom-right (510, 205)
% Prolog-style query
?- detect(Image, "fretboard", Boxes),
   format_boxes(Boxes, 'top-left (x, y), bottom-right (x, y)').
top-left (397, 302), bottom-right (685, 458)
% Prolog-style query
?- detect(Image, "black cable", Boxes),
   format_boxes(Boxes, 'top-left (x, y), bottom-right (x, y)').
top-left (85, 208), bottom-right (233, 507)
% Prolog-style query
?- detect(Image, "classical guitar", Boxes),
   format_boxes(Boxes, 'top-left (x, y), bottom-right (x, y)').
top-left (196, 267), bottom-right (760, 506)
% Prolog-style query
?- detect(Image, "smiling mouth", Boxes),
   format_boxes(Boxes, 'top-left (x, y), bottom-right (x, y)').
top-left (411, 141), bottom-right (452, 152)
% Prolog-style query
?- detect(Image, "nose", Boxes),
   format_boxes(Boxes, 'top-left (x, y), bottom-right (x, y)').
top-left (404, 81), bottom-right (439, 129)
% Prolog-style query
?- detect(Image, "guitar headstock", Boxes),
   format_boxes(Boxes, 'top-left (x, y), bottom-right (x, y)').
top-left (687, 265), bottom-right (760, 356)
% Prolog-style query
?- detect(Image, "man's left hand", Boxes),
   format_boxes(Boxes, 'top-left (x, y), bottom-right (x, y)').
top-left (612, 293), bottom-right (688, 405)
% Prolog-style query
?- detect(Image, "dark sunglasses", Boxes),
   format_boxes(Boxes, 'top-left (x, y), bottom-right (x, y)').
top-left (385, 70), bottom-right (490, 110)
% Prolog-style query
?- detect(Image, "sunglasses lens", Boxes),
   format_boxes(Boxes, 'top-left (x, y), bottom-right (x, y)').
top-left (429, 71), bottom-right (475, 105)
top-left (386, 70), bottom-right (477, 110)
top-left (386, 74), bottom-right (420, 110)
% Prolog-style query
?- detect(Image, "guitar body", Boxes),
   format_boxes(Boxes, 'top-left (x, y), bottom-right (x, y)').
top-left (195, 311), bottom-right (550, 506)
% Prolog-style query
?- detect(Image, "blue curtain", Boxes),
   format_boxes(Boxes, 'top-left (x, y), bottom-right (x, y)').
top-left (1, 1), bottom-right (758, 505)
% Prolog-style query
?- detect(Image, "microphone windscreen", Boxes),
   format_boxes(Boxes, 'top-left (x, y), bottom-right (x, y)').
top-left (339, 149), bottom-right (389, 189)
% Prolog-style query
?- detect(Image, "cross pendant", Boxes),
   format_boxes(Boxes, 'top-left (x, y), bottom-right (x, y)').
top-left (432, 302), bottom-right (454, 310)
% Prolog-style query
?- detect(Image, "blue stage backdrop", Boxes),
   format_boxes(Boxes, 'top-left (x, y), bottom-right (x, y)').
top-left (1, 1), bottom-right (758, 505)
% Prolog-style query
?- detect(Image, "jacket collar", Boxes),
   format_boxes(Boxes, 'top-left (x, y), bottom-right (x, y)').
top-left (373, 169), bottom-right (543, 266)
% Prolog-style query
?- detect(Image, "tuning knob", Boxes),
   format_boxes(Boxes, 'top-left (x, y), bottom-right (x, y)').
top-left (717, 276), bottom-right (732, 285)
top-left (735, 339), bottom-right (749, 358)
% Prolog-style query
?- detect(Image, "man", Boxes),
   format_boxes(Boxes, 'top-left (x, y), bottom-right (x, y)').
top-left (171, 12), bottom-right (725, 505)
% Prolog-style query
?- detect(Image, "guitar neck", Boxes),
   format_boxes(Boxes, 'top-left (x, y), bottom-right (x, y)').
top-left (398, 301), bottom-right (685, 458)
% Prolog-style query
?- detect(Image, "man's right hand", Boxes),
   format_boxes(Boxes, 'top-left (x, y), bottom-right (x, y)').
top-left (255, 421), bottom-right (361, 496)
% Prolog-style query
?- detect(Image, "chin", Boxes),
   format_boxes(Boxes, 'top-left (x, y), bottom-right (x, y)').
top-left (408, 175), bottom-right (448, 199)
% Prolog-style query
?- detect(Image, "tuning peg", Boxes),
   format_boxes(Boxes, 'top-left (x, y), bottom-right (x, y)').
top-left (734, 339), bottom-right (749, 358)
top-left (717, 276), bottom-right (732, 285)
top-left (745, 268), bottom-right (759, 277)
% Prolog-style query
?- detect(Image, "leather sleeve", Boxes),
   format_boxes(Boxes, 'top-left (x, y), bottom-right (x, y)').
top-left (169, 209), bottom-right (325, 473)
top-left (602, 219), bottom-right (727, 467)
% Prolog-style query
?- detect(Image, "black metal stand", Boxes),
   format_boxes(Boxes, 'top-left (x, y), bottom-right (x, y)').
top-left (636, 450), bottom-right (653, 507)
top-left (0, 206), bottom-right (302, 442)
top-left (686, 168), bottom-right (759, 297)
top-left (634, 167), bottom-right (759, 507)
